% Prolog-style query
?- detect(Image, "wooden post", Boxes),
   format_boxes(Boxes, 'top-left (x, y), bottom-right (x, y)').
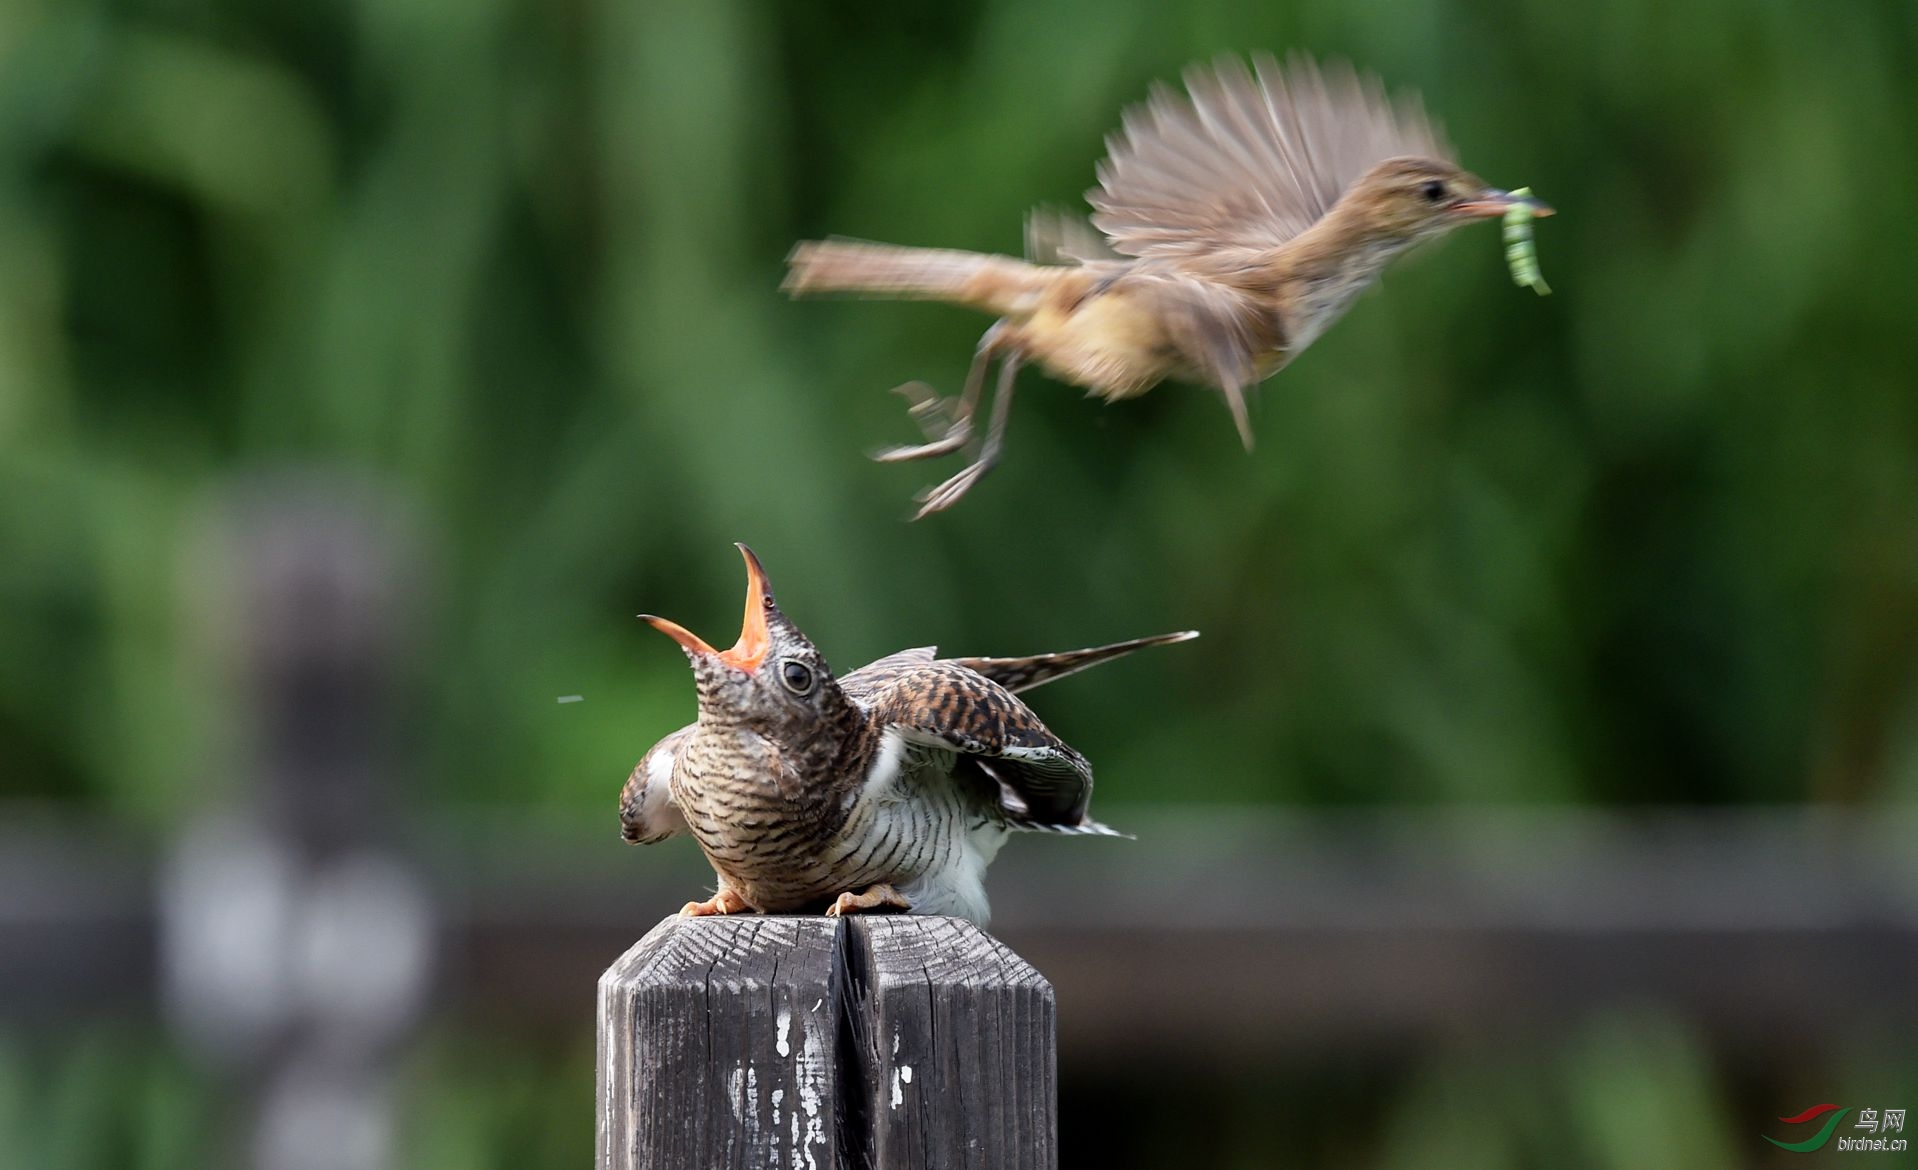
top-left (596, 915), bottom-right (1056, 1170)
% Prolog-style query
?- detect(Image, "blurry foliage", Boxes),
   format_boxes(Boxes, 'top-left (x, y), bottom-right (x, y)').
top-left (2, 0), bottom-right (1916, 818)
top-left (2, 0), bottom-right (1916, 1166)
top-left (0, 1024), bottom-right (600, 1170)
top-left (0, 1026), bottom-right (207, 1170)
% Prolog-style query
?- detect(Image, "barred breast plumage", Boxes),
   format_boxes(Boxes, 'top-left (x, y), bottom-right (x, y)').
top-left (618, 544), bottom-right (1198, 926)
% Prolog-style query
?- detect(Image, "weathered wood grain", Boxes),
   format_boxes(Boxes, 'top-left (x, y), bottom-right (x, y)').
top-left (597, 915), bottom-right (842, 1170)
top-left (850, 916), bottom-right (1056, 1170)
top-left (596, 914), bottom-right (1056, 1170)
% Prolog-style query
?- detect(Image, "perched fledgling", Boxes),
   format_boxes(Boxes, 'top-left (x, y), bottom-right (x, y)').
top-left (621, 544), bottom-right (1196, 926)
top-left (786, 53), bottom-right (1551, 517)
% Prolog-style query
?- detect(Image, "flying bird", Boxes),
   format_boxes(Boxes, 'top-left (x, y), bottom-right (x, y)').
top-left (785, 53), bottom-right (1552, 517)
top-left (620, 544), bottom-right (1196, 926)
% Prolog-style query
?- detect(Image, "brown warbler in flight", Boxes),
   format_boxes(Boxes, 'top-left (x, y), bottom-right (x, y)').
top-left (785, 53), bottom-right (1552, 518)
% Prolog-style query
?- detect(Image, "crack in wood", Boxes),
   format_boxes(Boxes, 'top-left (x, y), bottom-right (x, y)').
top-left (596, 914), bottom-right (1055, 1169)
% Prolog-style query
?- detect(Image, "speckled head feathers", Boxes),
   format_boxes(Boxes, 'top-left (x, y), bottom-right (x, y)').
top-left (641, 545), bottom-right (849, 736)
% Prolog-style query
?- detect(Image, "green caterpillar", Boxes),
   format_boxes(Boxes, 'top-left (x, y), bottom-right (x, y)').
top-left (1503, 187), bottom-right (1551, 296)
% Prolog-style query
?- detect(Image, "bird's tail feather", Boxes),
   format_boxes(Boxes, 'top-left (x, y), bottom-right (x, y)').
top-left (1014, 817), bottom-right (1133, 839)
top-left (955, 630), bottom-right (1200, 694)
top-left (783, 238), bottom-right (1051, 317)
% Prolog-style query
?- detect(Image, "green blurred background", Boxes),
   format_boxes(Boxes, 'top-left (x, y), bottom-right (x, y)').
top-left (2, 0), bottom-right (1916, 1165)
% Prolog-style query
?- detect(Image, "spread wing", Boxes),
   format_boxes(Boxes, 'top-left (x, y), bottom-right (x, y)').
top-left (620, 724), bottom-right (692, 844)
top-left (866, 661), bottom-right (1097, 829)
top-left (839, 646), bottom-right (939, 706)
top-left (1089, 53), bottom-right (1452, 261)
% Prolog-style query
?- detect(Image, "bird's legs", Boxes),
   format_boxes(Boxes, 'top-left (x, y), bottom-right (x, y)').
top-left (824, 883), bottom-right (912, 917)
top-left (680, 887), bottom-right (753, 917)
top-left (910, 352), bottom-right (1022, 519)
top-left (871, 323), bottom-right (1005, 463)
top-left (882, 381), bottom-right (961, 450)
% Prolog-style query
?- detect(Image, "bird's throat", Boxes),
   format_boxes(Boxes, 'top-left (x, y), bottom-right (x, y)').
top-left (1262, 208), bottom-right (1420, 352)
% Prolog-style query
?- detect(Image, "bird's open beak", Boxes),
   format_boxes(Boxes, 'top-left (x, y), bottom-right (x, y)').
top-left (640, 544), bottom-right (774, 672)
top-left (1453, 189), bottom-right (1555, 218)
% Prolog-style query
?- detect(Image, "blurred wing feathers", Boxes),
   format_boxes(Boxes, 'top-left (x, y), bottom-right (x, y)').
top-left (1090, 53), bottom-right (1451, 260)
top-left (1025, 206), bottom-right (1119, 266)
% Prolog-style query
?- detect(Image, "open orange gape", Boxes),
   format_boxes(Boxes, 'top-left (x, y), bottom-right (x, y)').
top-left (639, 543), bottom-right (774, 672)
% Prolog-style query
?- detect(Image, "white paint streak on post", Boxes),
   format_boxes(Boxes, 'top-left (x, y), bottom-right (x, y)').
top-left (793, 1014), bottom-right (827, 1170)
top-left (595, 915), bottom-right (1056, 1169)
top-left (724, 1064), bottom-right (760, 1161)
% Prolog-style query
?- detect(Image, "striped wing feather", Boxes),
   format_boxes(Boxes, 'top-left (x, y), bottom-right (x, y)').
top-left (864, 661), bottom-right (1096, 828)
top-left (839, 646), bottom-right (939, 705)
top-left (950, 630), bottom-right (1199, 694)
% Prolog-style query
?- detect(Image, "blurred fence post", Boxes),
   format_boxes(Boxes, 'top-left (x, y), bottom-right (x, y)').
top-left (596, 914), bottom-right (1056, 1170)
top-left (163, 472), bottom-right (435, 1170)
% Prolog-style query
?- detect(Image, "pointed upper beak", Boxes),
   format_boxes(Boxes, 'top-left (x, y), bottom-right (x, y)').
top-left (1454, 189), bottom-right (1555, 218)
top-left (639, 544), bottom-right (775, 672)
top-left (723, 544), bottom-right (774, 672)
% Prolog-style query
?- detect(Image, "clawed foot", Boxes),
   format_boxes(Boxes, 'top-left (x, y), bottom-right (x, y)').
top-left (872, 382), bottom-right (972, 463)
top-left (910, 461), bottom-right (993, 520)
top-left (680, 888), bottom-right (753, 917)
top-left (878, 337), bottom-right (1019, 520)
top-left (824, 883), bottom-right (911, 917)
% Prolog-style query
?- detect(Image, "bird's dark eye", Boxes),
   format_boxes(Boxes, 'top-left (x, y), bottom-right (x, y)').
top-left (779, 660), bottom-right (814, 695)
top-left (1419, 180), bottom-right (1447, 203)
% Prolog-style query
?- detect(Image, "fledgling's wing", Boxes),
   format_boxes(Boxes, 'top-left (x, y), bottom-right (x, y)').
top-left (1089, 54), bottom-right (1451, 261)
top-left (839, 646), bottom-right (939, 707)
top-left (953, 630), bottom-right (1199, 694)
top-left (620, 724), bottom-right (693, 844)
top-left (866, 661), bottom-right (1098, 829)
